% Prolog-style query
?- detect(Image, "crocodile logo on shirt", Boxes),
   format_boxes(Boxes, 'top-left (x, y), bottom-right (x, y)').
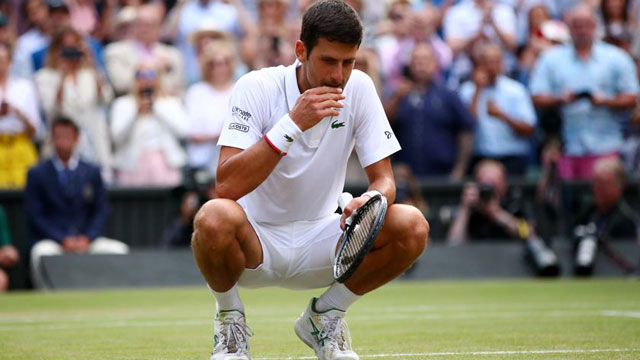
top-left (284, 134), bottom-right (294, 143)
top-left (331, 120), bottom-right (345, 129)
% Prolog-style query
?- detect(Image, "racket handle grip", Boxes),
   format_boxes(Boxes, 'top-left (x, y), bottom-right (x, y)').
top-left (338, 192), bottom-right (354, 212)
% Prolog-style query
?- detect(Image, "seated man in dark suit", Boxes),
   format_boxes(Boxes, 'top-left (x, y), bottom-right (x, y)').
top-left (26, 117), bottom-right (129, 289)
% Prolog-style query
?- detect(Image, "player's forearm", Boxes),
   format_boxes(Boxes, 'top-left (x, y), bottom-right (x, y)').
top-left (366, 176), bottom-right (396, 205)
top-left (215, 141), bottom-right (282, 200)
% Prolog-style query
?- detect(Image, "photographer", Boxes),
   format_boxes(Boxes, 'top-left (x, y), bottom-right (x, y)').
top-left (110, 62), bottom-right (188, 187)
top-left (447, 160), bottom-right (559, 275)
top-left (572, 157), bottom-right (639, 275)
top-left (35, 26), bottom-right (113, 182)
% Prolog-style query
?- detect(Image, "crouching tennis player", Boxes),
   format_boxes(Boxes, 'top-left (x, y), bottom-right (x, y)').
top-left (191, 1), bottom-right (429, 359)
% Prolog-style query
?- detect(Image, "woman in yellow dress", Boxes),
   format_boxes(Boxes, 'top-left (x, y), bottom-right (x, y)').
top-left (0, 41), bottom-right (42, 189)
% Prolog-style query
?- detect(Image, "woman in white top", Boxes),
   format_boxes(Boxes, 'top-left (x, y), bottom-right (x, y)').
top-left (184, 40), bottom-right (236, 177)
top-left (35, 26), bottom-right (114, 181)
top-left (0, 42), bottom-right (42, 189)
top-left (110, 62), bottom-right (188, 187)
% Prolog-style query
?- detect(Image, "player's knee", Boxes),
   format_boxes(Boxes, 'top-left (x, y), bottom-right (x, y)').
top-left (398, 207), bottom-right (429, 260)
top-left (193, 199), bottom-right (243, 249)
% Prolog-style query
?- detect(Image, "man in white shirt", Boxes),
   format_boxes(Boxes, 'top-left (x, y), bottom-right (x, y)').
top-left (191, 1), bottom-right (429, 360)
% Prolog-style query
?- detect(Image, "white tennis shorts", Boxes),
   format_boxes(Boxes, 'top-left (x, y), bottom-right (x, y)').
top-left (238, 211), bottom-right (342, 290)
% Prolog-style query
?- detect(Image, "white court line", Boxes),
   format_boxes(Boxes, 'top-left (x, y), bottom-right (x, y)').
top-left (255, 348), bottom-right (640, 360)
top-left (2, 309), bottom-right (638, 331)
top-left (602, 310), bottom-right (640, 319)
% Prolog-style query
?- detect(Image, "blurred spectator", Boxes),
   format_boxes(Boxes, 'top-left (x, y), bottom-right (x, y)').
top-left (514, 0), bottom-right (559, 46)
top-left (513, 16), bottom-right (569, 86)
top-left (172, 0), bottom-right (256, 84)
top-left (249, 0), bottom-right (296, 69)
top-left (443, 0), bottom-right (517, 88)
top-left (0, 11), bottom-right (15, 46)
top-left (67, 0), bottom-right (100, 36)
top-left (26, 117), bottom-right (129, 290)
top-left (12, 0), bottom-right (49, 78)
top-left (386, 42), bottom-right (474, 179)
top-left (622, 95), bottom-right (640, 176)
top-left (30, 1), bottom-right (106, 75)
top-left (460, 42), bottom-right (536, 176)
top-left (0, 204), bottom-right (19, 292)
top-left (160, 191), bottom-right (199, 248)
top-left (410, 5), bottom-right (453, 72)
top-left (342, 0), bottom-right (384, 48)
top-left (601, 0), bottom-right (633, 51)
top-left (105, 4), bottom-right (184, 96)
top-left (110, 63), bottom-right (188, 187)
top-left (530, 4), bottom-right (639, 180)
top-left (574, 157), bottom-right (638, 239)
top-left (0, 42), bottom-right (42, 189)
top-left (393, 163), bottom-right (428, 214)
top-left (35, 26), bottom-right (114, 182)
top-left (375, 0), bottom-right (414, 93)
top-left (446, 159), bottom-right (559, 275)
top-left (572, 157), bottom-right (639, 275)
top-left (185, 40), bottom-right (235, 177)
top-left (354, 47), bottom-right (382, 95)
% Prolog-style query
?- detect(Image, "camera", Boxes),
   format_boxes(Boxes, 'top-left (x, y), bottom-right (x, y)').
top-left (573, 223), bottom-right (598, 276)
top-left (525, 236), bottom-right (560, 277)
top-left (60, 46), bottom-right (84, 60)
top-left (478, 184), bottom-right (495, 204)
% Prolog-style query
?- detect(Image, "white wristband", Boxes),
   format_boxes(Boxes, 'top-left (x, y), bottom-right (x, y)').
top-left (264, 114), bottom-right (303, 156)
top-left (361, 190), bottom-right (382, 199)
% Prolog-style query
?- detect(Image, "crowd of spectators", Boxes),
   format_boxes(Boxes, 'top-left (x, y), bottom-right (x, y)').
top-left (0, 0), bottom-right (637, 189)
top-left (1, 0), bottom-right (640, 288)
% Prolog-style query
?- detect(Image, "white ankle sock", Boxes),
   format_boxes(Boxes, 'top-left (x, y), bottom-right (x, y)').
top-left (315, 283), bottom-right (361, 312)
top-left (210, 284), bottom-right (244, 313)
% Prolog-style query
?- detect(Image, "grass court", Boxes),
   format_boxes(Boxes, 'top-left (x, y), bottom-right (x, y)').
top-left (1, 279), bottom-right (639, 360)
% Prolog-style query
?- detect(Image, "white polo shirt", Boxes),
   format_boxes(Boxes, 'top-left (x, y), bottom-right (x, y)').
top-left (218, 62), bottom-right (401, 223)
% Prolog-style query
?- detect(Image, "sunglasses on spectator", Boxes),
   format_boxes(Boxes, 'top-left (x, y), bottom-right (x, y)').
top-left (135, 69), bottom-right (157, 80)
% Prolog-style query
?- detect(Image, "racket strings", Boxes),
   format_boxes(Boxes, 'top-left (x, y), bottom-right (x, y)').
top-left (338, 200), bottom-right (382, 270)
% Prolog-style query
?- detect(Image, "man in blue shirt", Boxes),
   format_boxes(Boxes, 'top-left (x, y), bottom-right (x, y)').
top-left (529, 4), bottom-right (639, 179)
top-left (459, 41), bottom-right (537, 175)
top-left (386, 42), bottom-right (475, 179)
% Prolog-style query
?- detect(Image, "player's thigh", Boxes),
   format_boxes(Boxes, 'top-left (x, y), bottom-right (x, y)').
top-left (194, 199), bottom-right (262, 267)
top-left (373, 204), bottom-right (429, 250)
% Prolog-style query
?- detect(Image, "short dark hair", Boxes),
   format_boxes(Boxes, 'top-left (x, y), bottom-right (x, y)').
top-left (51, 116), bottom-right (79, 133)
top-left (300, 0), bottom-right (363, 56)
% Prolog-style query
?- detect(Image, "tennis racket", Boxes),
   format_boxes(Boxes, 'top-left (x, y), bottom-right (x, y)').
top-left (333, 192), bottom-right (388, 283)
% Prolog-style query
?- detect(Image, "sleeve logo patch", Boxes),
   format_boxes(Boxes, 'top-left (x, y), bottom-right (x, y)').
top-left (229, 123), bottom-right (250, 133)
top-left (384, 131), bottom-right (393, 139)
top-left (232, 106), bottom-right (252, 121)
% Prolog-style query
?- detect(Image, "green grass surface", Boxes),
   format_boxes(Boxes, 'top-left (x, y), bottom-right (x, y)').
top-left (1, 280), bottom-right (639, 360)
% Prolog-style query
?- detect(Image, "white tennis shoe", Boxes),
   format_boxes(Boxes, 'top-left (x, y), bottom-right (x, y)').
top-left (294, 298), bottom-right (359, 360)
top-left (211, 310), bottom-right (254, 360)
